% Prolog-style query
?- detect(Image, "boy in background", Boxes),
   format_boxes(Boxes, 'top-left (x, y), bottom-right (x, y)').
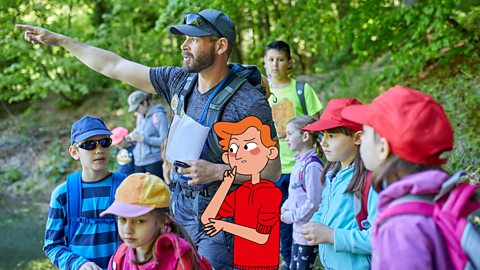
top-left (264, 40), bottom-right (323, 269)
top-left (43, 116), bottom-right (126, 270)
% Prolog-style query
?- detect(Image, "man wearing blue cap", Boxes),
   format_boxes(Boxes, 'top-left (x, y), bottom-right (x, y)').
top-left (44, 116), bottom-right (127, 270)
top-left (18, 9), bottom-right (281, 269)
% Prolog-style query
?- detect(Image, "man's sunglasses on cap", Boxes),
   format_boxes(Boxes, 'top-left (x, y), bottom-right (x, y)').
top-left (184, 13), bottom-right (222, 37)
top-left (76, 138), bottom-right (112, 150)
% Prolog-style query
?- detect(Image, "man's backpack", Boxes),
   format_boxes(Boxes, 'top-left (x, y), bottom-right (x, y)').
top-left (376, 170), bottom-right (480, 270)
top-left (65, 172), bottom-right (126, 245)
top-left (172, 63), bottom-right (268, 163)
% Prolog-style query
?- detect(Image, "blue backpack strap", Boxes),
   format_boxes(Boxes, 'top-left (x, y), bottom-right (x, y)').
top-left (295, 80), bottom-right (307, 115)
top-left (66, 171), bottom-right (82, 246)
top-left (110, 172), bottom-right (126, 204)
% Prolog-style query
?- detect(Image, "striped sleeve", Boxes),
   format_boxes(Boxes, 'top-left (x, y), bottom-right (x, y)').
top-left (43, 183), bottom-right (88, 270)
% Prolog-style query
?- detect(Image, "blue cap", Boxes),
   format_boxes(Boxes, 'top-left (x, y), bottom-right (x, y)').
top-left (70, 116), bottom-right (112, 145)
top-left (170, 9), bottom-right (236, 44)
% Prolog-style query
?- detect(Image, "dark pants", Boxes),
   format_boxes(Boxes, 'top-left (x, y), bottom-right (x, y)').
top-left (277, 173), bottom-right (293, 269)
top-left (134, 160), bottom-right (164, 179)
top-left (291, 243), bottom-right (318, 270)
top-left (171, 183), bottom-right (233, 269)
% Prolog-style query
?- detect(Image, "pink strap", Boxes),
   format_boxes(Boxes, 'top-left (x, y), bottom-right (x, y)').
top-left (379, 202), bottom-right (434, 224)
top-left (442, 183), bottom-right (477, 218)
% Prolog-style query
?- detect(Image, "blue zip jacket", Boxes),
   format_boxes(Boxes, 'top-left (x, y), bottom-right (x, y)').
top-left (132, 104), bottom-right (168, 166)
top-left (309, 165), bottom-right (378, 270)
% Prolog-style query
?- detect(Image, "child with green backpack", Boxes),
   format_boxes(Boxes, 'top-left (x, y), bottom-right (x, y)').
top-left (43, 116), bottom-right (127, 270)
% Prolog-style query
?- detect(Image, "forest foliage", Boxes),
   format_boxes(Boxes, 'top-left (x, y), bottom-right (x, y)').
top-left (0, 0), bottom-right (479, 170)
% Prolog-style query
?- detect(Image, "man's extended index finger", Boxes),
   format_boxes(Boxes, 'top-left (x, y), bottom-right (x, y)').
top-left (15, 24), bottom-right (33, 31)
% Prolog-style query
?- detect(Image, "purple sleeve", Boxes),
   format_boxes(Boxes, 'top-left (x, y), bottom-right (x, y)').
top-left (375, 215), bottom-right (439, 269)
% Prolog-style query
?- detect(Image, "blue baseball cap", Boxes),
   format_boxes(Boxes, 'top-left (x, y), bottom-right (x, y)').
top-left (170, 9), bottom-right (236, 44)
top-left (70, 116), bottom-right (112, 145)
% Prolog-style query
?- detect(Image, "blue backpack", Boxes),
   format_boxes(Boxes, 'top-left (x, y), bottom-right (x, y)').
top-left (65, 172), bottom-right (126, 246)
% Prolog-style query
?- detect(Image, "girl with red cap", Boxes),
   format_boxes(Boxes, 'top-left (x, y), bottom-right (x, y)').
top-left (100, 173), bottom-right (211, 270)
top-left (341, 85), bottom-right (457, 270)
top-left (281, 115), bottom-right (324, 270)
top-left (300, 98), bottom-right (378, 270)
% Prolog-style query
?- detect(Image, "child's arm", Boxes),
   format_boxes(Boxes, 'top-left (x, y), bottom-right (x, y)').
top-left (205, 219), bottom-right (269, 244)
top-left (333, 188), bottom-right (379, 254)
top-left (205, 184), bottom-right (281, 245)
top-left (282, 163), bottom-right (323, 224)
top-left (302, 188), bottom-right (379, 254)
top-left (200, 167), bottom-right (236, 225)
top-left (43, 185), bottom-right (90, 270)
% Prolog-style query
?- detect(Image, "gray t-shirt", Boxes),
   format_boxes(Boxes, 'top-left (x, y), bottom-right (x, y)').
top-left (149, 66), bottom-right (276, 182)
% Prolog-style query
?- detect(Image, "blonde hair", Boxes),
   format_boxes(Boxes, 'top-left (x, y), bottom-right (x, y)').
top-left (287, 115), bottom-right (321, 156)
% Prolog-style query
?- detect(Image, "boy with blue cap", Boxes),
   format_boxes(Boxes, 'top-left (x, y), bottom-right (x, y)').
top-left (43, 116), bottom-right (126, 270)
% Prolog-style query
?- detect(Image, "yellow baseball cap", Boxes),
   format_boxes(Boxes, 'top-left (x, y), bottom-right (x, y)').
top-left (100, 173), bottom-right (170, 217)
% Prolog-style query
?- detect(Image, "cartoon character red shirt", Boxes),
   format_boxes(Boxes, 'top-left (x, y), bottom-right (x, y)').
top-left (201, 116), bottom-right (281, 269)
top-left (217, 179), bottom-right (281, 269)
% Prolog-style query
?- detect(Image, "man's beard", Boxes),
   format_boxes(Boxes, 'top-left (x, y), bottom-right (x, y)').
top-left (182, 45), bottom-right (216, 73)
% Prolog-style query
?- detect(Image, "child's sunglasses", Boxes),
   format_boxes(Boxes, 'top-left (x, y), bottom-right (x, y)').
top-left (76, 138), bottom-right (112, 150)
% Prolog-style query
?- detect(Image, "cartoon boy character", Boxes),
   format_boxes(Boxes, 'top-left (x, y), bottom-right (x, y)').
top-left (201, 116), bottom-right (281, 269)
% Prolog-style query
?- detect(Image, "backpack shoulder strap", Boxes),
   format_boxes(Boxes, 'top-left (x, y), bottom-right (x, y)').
top-left (377, 194), bottom-right (435, 228)
top-left (110, 173), bottom-right (126, 204)
top-left (434, 170), bottom-right (466, 202)
top-left (299, 155), bottom-right (323, 192)
top-left (205, 73), bottom-right (247, 162)
top-left (295, 80), bottom-right (307, 115)
top-left (66, 171), bottom-right (82, 246)
top-left (362, 172), bottom-right (372, 209)
top-left (355, 171), bottom-right (372, 230)
top-left (174, 73), bottom-right (198, 116)
top-left (111, 243), bottom-right (128, 270)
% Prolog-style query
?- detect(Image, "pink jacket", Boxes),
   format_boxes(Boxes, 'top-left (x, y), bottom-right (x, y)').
top-left (109, 233), bottom-right (199, 270)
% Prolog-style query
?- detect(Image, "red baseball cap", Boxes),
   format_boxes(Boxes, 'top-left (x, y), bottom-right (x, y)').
top-left (302, 98), bottom-right (363, 132)
top-left (341, 85), bottom-right (454, 165)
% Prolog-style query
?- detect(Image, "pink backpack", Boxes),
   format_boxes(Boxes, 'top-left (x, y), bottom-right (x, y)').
top-left (376, 171), bottom-right (480, 270)
top-left (111, 233), bottom-right (212, 270)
